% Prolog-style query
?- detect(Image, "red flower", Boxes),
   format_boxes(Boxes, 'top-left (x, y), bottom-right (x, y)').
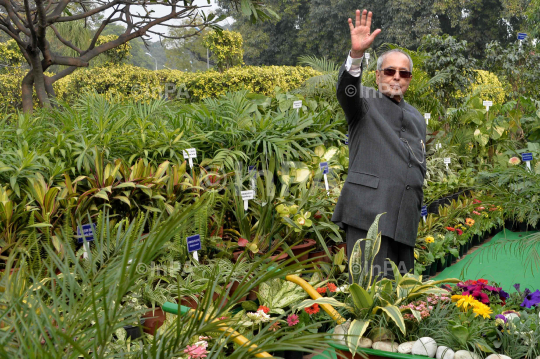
top-left (238, 238), bottom-right (249, 247)
top-left (316, 287), bottom-right (327, 294)
top-left (478, 279), bottom-right (488, 284)
top-left (473, 199), bottom-right (482, 204)
top-left (476, 206), bottom-right (485, 211)
top-left (446, 227), bottom-right (455, 231)
top-left (327, 283), bottom-right (338, 293)
top-left (258, 306), bottom-right (270, 314)
top-left (304, 303), bottom-right (320, 315)
top-left (489, 207), bottom-right (497, 211)
top-left (456, 229), bottom-right (463, 235)
top-left (473, 211), bottom-right (481, 215)
top-left (314, 211), bottom-right (323, 219)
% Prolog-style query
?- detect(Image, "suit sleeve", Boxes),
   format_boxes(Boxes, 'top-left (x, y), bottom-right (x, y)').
top-left (336, 51), bottom-right (368, 124)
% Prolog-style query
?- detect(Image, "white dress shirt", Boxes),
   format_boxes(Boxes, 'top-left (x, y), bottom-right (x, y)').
top-left (345, 50), bottom-right (364, 77)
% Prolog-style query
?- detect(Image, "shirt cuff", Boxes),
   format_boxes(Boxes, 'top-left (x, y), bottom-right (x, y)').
top-left (345, 50), bottom-right (364, 77)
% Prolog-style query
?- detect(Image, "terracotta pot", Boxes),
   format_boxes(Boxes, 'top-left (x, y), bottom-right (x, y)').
top-left (333, 243), bottom-right (347, 256)
top-left (226, 280), bottom-right (248, 303)
top-left (290, 239), bottom-right (316, 262)
top-left (247, 285), bottom-right (259, 301)
top-left (270, 250), bottom-right (289, 262)
top-left (142, 307), bottom-right (166, 336)
top-left (308, 250), bottom-right (332, 264)
top-left (180, 295), bottom-right (199, 309)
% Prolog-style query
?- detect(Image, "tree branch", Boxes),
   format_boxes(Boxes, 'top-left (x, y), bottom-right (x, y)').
top-left (50, 24), bottom-right (83, 54)
top-left (49, 0), bottom-right (122, 23)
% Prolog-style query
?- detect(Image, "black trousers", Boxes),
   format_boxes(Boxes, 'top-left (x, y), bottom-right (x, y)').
top-left (346, 225), bottom-right (414, 283)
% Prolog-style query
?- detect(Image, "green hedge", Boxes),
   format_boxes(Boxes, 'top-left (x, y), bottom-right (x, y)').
top-left (0, 64), bottom-right (321, 111)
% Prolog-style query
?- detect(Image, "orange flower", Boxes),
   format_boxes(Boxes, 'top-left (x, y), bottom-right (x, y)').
top-left (465, 218), bottom-right (475, 226)
top-left (327, 283), bottom-right (337, 292)
top-left (316, 287), bottom-right (327, 294)
top-left (304, 303), bottom-right (320, 315)
top-left (258, 306), bottom-right (270, 314)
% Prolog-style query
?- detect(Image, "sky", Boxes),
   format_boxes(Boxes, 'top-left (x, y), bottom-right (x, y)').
top-left (103, 0), bottom-right (234, 42)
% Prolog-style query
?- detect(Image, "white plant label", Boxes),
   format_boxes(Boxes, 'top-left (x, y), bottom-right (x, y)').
top-left (424, 113), bottom-right (431, 125)
top-left (365, 52), bottom-right (370, 66)
top-left (293, 100), bottom-right (302, 112)
top-left (483, 100), bottom-right (493, 111)
top-left (183, 148), bottom-right (197, 168)
top-left (435, 143), bottom-right (442, 150)
top-left (241, 190), bottom-right (254, 211)
top-left (444, 157), bottom-right (451, 170)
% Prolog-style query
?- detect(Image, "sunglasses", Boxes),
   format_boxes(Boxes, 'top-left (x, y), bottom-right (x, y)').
top-left (382, 68), bottom-right (412, 79)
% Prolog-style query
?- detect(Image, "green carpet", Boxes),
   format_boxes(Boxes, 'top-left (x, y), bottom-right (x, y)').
top-left (433, 229), bottom-right (540, 292)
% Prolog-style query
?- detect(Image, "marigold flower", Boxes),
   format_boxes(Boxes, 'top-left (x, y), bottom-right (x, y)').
top-left (425, 236), bottom-right (435, 243)
top-left (287, 314), bottom-right (299, 326)
top-left (472, 303), bottom-right (493, 319)
top-left (304, 303), bottom-right (320, 315)
top-left (465, 218), bottom-right (475, 226)
top-left (327, 283), bottom-right (337, 292)
top-left (316, 287), bottom-right (327, 294)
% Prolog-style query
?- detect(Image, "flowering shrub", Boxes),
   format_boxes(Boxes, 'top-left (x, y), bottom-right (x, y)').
top-left (454, 279), bottom-right (509, 305)
top-left (400, 294), bottom-right (451, 321)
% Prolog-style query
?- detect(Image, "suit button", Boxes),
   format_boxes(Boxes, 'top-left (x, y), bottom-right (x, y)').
top-left (408, 163), bottom-right (412, 168)
top-left (406, 185), bottom-right (411, 190)
top-left (401, 127), bottom-right (406, 132)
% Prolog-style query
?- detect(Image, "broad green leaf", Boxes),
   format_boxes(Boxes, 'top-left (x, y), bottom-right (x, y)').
top-left (349, 284), bottom-right (373, 309)
top-left (347, 319), bottom-right (370, 354)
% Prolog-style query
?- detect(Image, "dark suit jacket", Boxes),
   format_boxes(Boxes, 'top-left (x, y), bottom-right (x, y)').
top-left (331, 57), bottom-right (427, 247)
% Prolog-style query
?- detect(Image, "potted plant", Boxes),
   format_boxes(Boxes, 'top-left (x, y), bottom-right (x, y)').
top-left (295, 214), bottom-right (460, 357)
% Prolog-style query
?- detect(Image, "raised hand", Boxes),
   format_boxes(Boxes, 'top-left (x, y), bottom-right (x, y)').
top-left (348, 9), bottom-right (381, 58)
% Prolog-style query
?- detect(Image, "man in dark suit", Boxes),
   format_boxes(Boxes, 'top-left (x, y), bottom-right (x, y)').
top-left (331, 9), bottom-right (427, 280)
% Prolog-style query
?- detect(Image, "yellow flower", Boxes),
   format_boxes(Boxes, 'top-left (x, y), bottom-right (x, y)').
top-left (425, 236), bottom-right (435, 243)
top-left (414, 251), bottom-right (419, 259)
top-left (452, 295), bottom-right (477, 311)
top-left (472, 303), bottom-right (493, 319)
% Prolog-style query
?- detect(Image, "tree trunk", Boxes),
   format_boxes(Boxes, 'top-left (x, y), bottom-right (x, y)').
top-left (28, 51), bottom-right (51, 110)
top-left (21, 71), bottom-right (35, 113)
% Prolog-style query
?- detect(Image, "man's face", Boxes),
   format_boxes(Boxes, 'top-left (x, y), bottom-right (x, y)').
top-left (375, 52), bottom-right (413, 102)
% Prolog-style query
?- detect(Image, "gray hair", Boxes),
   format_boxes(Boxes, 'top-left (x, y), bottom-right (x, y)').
top-left (376, 49), bottom-right (413, 72)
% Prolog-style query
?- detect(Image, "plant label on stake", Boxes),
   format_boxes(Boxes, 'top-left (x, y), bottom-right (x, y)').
top-left (248, 165), bottom-right (256, 190)
top-left (293, 100), bottom-right (302, 114)
top-left (517, 32), bottom-right (527, 40)
top-left (241, 190), bottom-right (254, 211)
top-left (187, 234), bottom-right (202, 262)
top-left (183, 148), bottom-right (197, 169)
top-left (365, 52), bottom-right (370, 66)
top-left (424, 113), bottom-right (431, 125)
top-left (435, 143), bottom-right (442, 150)
top-left (522, 152), bottom-right (533, 171)
top-left (77, 223), bottom-right (96, 259)
top-left (483, 100), bottom-right (493, 112)
top-left (421, 205), bottom-right (428, 223)
top-left (444, 157), bottom-right (451, 170)
top-left (319, 161), bottom-right (329, 194)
